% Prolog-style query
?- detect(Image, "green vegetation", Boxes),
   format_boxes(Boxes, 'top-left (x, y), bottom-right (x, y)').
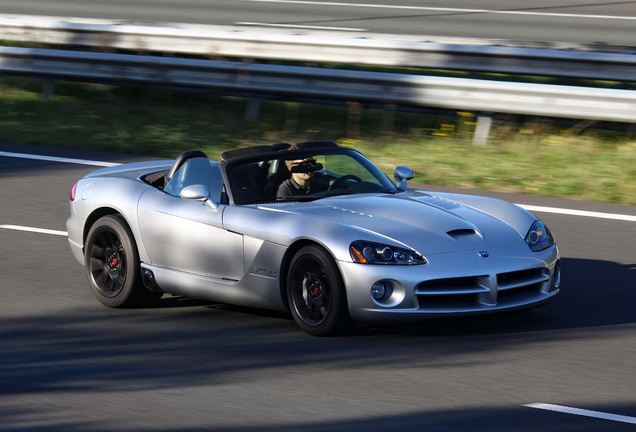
top-left (2, 76), bottom-right (636, 205)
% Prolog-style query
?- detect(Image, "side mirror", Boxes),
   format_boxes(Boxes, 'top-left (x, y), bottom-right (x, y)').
top-left (180, 184), bottom-right (219, 209)
top-left (394, 166), bottom-right (415, 190)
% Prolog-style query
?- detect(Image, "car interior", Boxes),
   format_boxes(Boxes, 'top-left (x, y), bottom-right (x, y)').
top-left (141, 142), bottom-right (384, 205)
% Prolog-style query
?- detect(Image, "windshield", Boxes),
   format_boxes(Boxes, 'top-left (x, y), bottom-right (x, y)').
top-left (227, 150), bottom-right (398, 205)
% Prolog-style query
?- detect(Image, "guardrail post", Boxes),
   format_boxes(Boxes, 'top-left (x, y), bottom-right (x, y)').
top-left (245, 99), bottom-right (261, 121)
top-left (347, 101), bottom-right (361, 139)
top-left (42, 78), bottom-right (56, 101)
top-left (381, 103), bottom-right (396, 136)
top-left (283, 102), bottom-right (299, 138)
top-left (472, 114), bottom-right (493, 145)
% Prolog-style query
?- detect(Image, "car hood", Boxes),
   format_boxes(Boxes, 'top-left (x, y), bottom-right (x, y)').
top-left (262, 192), bottom-right (528, 255)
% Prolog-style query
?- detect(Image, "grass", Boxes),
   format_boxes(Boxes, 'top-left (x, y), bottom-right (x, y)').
top-left (2, 76), bottom-right (636, 205)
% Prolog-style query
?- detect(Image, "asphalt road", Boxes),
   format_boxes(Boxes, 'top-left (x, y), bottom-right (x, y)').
top-left (0, 0), bottom-right (635, 47)
top-left (1, 142), bottom-right (636, 431)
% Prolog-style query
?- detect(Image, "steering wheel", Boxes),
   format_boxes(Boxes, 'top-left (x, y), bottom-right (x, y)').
top-left (328, 174), bottom-right (362, 191)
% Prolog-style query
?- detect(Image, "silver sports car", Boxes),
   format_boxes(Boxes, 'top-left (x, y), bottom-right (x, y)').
top-left (67, 141), bottom-right (561, 335)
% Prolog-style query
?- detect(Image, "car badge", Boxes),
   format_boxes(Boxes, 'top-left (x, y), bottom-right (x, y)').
top-left (478, 251), bottom-right (489, 259)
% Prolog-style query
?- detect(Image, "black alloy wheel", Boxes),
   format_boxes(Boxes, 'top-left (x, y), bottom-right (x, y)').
top-left (287, 245), bottom-right (351, 336)
top-left (85, 215), bottom-right (160, 307)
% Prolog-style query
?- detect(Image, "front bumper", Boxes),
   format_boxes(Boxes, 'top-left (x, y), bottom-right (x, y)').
top-left (338, 243), bottom-right (560, 324)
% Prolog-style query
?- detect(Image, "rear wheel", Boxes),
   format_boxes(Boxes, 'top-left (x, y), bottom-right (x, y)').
top-left (84, 215), bottom-right (161, 307)
top-left (287, 245), bottom-right (351, 336)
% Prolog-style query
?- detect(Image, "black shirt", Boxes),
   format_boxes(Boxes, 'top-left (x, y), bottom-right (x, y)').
top-left (277, 177), bottom-right (327, 199)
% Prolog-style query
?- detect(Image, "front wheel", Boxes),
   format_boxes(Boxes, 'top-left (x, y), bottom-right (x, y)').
top-left (84, 215), bottom-right (161, 308)
top-left (287, 245), bottom-right (352, 336)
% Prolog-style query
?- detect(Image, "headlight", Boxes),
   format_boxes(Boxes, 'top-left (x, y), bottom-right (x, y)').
top-left (525, 220), bottom-right (555, 252)
top-left (350, 241), bottom-right (426, 265)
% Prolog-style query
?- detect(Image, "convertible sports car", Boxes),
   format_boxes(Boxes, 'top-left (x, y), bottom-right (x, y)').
top-left (67, 141), bottom-right (560, 335)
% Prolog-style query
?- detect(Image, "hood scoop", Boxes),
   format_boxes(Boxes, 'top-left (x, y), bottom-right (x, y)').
top-left (447, 228), bottom-right (482, 241)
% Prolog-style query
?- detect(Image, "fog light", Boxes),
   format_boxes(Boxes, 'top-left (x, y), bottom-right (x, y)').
top-left (371, 282), bottom-right (387, 300)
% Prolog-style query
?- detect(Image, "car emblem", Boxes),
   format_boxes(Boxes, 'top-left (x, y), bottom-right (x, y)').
top-left (479, 251), bottom-right (489, 259)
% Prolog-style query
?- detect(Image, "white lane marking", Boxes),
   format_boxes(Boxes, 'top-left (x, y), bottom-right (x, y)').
top-left (243, 0), bottom-right (636, 21)
top-left (0, 151), bottom-right (120, 167)
top-left (236, 21), bottom-right (366, 31)
top-left (525, 403), bottom-right (636, 425)
top-left (0, 224), bottom-right (67, 236)
top-left (2, 150), bottom-right (635, 222)
top-left (517, 204), bottom-right (636, 222)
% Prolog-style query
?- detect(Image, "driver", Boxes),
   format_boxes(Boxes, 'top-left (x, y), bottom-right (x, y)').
top-left (277, 152), bottom-right (328, 199)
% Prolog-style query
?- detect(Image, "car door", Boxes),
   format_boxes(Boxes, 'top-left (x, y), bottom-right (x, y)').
top-left (136, 158), bottom-right (245, 282)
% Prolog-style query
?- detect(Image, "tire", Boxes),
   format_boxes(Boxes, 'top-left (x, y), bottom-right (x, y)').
top-left (84, 215), bottom-right (161, 308)
top-left (287, 245), bottom-right (352, 336)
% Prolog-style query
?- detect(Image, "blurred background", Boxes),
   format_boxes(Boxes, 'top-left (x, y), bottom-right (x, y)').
top-left (1, 1), bottom-right (636, 204)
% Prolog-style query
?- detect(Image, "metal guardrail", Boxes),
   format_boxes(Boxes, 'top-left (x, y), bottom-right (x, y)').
top-left (1, 46), bottom-right (636, 124)
top-left (1, 14), bottom-right (636, 81)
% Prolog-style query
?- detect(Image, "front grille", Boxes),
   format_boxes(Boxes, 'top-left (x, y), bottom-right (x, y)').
top-left (415, 268), bottom-right (550, 311)
top-left (416, 275), bottom-right (488, 295)
top-left (496, 268), bottom-right (550, 303)
top-left (415, 275), bottom-right (490, 310)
